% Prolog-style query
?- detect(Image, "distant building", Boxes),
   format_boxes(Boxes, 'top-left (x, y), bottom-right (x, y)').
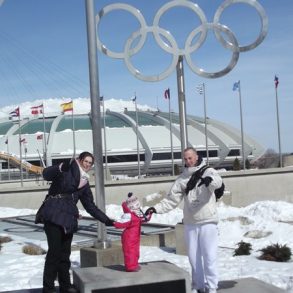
top-left (0, 109), bottom-right (264, 178)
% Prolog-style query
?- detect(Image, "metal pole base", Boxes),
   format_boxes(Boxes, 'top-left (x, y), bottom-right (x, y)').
top-left (94, 239), bottom-right (112, 249)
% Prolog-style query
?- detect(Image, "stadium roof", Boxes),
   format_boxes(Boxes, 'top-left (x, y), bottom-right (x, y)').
top-left (0, 109), bottom-right (264, 175)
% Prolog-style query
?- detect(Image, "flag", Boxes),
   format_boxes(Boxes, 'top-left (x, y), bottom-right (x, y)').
top-left (164, 88), bottom-right (170, 99)
top-left (31, 104), bottom-right (43, 115)
top-left (274, 75), bottom-right (279, 88)
top-left (37, 134), bottom-right (43, 140)
top-left (131, 96), bottom-right (136, 102)
top-left (9, 107), bottom-right (20, 118)
top-left (233, 81), bottom-right (240, 91)
top-left (196, 84), bottom-right (203, 95)
top-left (61, 101), bottom-right (73, 113)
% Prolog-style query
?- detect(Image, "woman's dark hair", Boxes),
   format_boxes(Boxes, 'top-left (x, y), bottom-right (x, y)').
top-left (78, 151), bottom-right (94, 163)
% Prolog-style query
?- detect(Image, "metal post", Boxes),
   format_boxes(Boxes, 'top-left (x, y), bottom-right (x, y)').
top-left (102, 100), bottom-right (109, 180)
top-left (202, 83), bottom-right (209, 165)
top-left (72, 106), bottom-right (76, 159)
top-left (18, 116), bottom-right (23, 186)
top-left (42, 103), bottom-right (47, 166)
top-left (134, 97), bottom-right (141, 177)
top-left (85, 0), bottom-right (109, 248)
top-left (168, 95), bottom-right (174, 176)
top-left (275, 85), bottom-right (282, 167)
top-left (238, 81), bottom-right (246, 170)
top-left (176, 55), bottom-right (188, 164)
top-left (6, 138), bottom-right (10, 180)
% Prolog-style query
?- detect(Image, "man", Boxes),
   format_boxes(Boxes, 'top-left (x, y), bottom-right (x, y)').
top-left (145, 147), bottom-right (222, 293)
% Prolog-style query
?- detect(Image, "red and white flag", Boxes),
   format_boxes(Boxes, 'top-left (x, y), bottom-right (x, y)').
top-left (9, 107), bottom-right (20, 119)
top-left (31, 104), bottom-right (43, 115)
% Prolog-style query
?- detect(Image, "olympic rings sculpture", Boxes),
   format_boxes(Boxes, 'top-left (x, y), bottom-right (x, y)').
top-left (95, 0), bottom-right (268, 81)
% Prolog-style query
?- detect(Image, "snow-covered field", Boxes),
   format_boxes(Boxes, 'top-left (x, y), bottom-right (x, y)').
top-left (1, 200), bottom-right (293, 291)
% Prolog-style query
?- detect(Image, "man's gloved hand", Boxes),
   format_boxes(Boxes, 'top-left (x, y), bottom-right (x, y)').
top-left (145, 207), bottom-right (157, 216)
top-left (105, 219), bottom-right (115, 226)
top-left (60, 161), bottom-right (71, 172)
top-left (198, 176), bottom-right (213, 187)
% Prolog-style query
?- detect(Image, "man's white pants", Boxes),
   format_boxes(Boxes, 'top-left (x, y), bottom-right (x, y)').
top-left (184, 223), bottom-right (218, 290)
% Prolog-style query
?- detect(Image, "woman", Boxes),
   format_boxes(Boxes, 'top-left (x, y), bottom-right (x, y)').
top-left (39, 151), bottom-right (114, 293)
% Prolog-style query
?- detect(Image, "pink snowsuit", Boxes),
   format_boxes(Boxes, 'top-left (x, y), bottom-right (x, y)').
top-left (114, 202), bottom-right (151, 272)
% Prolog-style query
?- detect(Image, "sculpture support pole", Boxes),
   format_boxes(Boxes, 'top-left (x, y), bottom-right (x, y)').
top-left (176, 55), bottom-right (188, 164)
top-left (85, 0), bottom-right (109, 248)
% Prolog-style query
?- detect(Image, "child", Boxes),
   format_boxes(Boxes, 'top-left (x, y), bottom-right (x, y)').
top-left (114, 192), bottom-right (151, 272)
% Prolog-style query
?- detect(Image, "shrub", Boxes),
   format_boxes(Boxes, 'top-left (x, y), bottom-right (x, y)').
top-left (259, 243), bottom-right (291, 262)
top-left (22, 244), bottom-right (46, 255)
top-left (0, 236), bottom-right (12, 244)
top-left (233, 241), bottom-right (252, 256)
top-left (245, 159), bottom-right (251, 169)
top-left (0, 236), bottom-right (13, 252)
top-left (233, 158), bottom-right (241, 170)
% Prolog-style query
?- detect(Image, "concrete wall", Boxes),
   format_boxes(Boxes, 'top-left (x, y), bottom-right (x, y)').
top-left (1, 167), bottom-right (293, 210)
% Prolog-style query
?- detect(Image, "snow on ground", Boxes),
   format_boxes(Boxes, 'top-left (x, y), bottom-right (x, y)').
top-left (1, 200), bottom-right (293, 291)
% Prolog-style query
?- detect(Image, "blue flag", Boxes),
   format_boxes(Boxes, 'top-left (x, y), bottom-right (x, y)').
top-left (233, 81), bottom-right (240, 91)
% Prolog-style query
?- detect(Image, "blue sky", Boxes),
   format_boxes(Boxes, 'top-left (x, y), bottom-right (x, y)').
top-left (0, 0), bottom-right (292, 153)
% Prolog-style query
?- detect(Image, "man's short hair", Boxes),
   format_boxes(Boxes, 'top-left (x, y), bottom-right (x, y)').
top-left (184, 147), bottom-right (197, 154)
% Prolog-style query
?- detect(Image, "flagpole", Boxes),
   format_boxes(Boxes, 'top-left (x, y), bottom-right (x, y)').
top-left (18, 113), bottom-right (23, 186)
top-left (274, 76), bottom-right (282, 167)
top-left (102, 98), bottom-right (109, 180)
top-left (42, 103), bottom-right (47, 167)
top-left (72, 101), bottom-right (76, 158)
top-left (6, 138), bottom-right (10, 180)
top-left (202, 83), bottom-right (209, 165)
top-left (237, 81), bottom-right (246, 170)
top-left (134, 95), bottom-right (141, 177)
top-left (167, 89), bottom-right (174, 176)
top-left (41, 133), bottom-right (45, 166)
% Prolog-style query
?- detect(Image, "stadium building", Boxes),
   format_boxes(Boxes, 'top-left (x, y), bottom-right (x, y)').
top-left (0, 108), bottom-right (264, 178)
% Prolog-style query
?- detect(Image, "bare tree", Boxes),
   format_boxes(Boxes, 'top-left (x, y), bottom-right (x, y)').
top-left (253, 149), bottom-right (280, 169)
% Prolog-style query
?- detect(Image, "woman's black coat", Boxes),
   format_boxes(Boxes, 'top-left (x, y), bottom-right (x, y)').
top-left (39, 160), bottom-right (110, 233)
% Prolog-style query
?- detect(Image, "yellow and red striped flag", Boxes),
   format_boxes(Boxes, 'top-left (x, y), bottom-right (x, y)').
top-left (60, 101), bottom-right (73, 113)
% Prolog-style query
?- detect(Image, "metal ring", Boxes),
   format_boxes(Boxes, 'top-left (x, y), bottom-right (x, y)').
top-left (213, 0), bottom-right (268, 52)
top-left (124, 26), bottom-right (179, 82)
top-left (185, 23), bottom-right (240, 78)
top-left (96, 0), bottom-right (268, 80)
top-left (153, 0), bottom-right (207, 56)
top-left (95, 3), bottom-right (147, 59)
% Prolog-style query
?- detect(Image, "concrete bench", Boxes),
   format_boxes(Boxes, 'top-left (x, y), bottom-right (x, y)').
top-left (73, 261), bottom-right (191, 293)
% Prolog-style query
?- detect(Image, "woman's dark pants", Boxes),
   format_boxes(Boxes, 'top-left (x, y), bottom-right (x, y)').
top-left (43, 222), bottom-right (73, 293)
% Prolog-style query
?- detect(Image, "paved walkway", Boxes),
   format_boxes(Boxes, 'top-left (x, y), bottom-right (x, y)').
top-left (1, 277), bottom-right (286, 293)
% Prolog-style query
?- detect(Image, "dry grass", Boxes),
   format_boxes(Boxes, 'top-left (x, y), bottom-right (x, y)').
top-left (0, 235), bottom-right (12, 244)
top-left (22, 244), bottom-right (46, 255)
top-left (259, 243), bottom-right (291, 262)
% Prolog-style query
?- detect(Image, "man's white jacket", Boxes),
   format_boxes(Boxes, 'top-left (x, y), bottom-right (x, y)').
top-left (154, 161), bottom-right (222, 225)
